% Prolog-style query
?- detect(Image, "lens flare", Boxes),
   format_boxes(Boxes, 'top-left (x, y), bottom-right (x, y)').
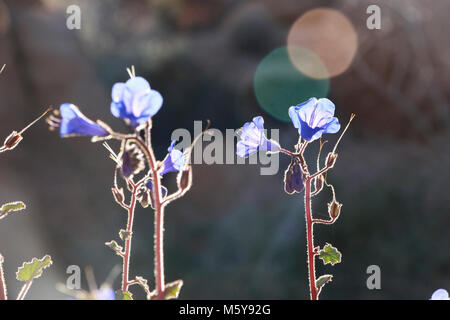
top-left (287, 8), bottom-right (358, 79)
top-left (254, 47), bottom-right (329, 122)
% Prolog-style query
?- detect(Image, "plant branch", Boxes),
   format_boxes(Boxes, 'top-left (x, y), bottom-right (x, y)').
top-left (121, 183), bottom-right (138, 293)
top-left (143, 123), bottom-right (166, 300)
top-left (304, 178), bottom-right (318, 300)
top-left (17, 281), bottom-right (32, 300)
top-left (0, 255), bottom-right (7, 300)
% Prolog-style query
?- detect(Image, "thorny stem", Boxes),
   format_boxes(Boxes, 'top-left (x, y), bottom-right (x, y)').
top-left (122, 183), bottom-right (138, 293)
top-left (17, 281), bottom-right (32, 300)
top-left (0, 256), bottom-right (7, 300)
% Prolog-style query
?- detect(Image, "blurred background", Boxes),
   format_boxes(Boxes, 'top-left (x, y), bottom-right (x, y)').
top-left (0, 0), bottom-right (449, 300)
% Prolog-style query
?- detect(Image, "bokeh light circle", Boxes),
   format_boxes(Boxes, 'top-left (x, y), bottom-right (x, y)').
top-left (254, 46), bottom-right (329, 122)
top-left (287, 8), bottom-right (358, 79)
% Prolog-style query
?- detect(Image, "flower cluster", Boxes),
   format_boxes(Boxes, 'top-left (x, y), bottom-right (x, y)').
top-left (48, 68), bottom-right (191, 300)
top-left (236, 97), bottom-right (353, 300)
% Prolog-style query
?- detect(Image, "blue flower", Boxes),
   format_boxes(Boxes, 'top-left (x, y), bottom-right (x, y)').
top-left (94, 286), bottom-right (115, 300)
top-left (430, 289), bottom-right (449, 300)
top-left (236, 116), bottom-right (280, 158)
top-left (145, 180), bottom-right (168, 198)
top-left (144, 140), bottom-right (184, 206)
top-left (288, 98), bottom-right (340, 141)
top-left (58, 103), bottom-right (109, 138)
top-left (161, 141), bottom-right (185, 175)
top-left (110, 76), bottom-right (163, 126)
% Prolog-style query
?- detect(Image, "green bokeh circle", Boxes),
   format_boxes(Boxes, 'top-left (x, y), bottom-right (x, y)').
top-left (254, 46), bottom-right (330, 122)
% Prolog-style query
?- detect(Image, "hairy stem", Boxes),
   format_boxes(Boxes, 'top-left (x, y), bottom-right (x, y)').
top-left (0, 256), bottom-right (7, 300)
top-left (154, 198), bottom-right (165, 300)
top-left (144, 124), bottom-right (166, 300)
top-left (122, 184), bottom-right (138, 292)
top-left (17, 281), bottom-right (32, 300)
top-left (304, 178), bottom-right (318, 300)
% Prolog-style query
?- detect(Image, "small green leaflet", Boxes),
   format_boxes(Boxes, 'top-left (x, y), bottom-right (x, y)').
top-left (164, 280), bottom-right (183, 299)
top-left (105, 240), bottom-right (124, 256)
top-left (16, 255), bottom-right (52, 282)
top-left (0, 201), bottom-right (26, 220)
top-left (116, 291), bottom-right (133, 300)
top-left (318, 243), bottom-right (342, 266)
top-left (316, 274), bottom-right (333, 289)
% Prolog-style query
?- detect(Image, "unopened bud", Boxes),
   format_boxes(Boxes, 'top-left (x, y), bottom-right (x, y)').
top-left (284, 157), bottom-right (304, 194)
top-left (177, 166), bottom-right (192, 193)
top-left (328, 199), bottom-right (342, 220)
top-left (314, 175), bottom-right (324, 194)
top-left (111, 187), bottom-right (124, 204)
top-left (2, 131), bottom-right (23, 151)
top-left (326, 152), bottom-right (338, 168)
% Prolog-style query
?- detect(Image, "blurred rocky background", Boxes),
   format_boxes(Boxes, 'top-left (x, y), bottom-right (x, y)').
top-left (0, 0), bottom-right (449, 299)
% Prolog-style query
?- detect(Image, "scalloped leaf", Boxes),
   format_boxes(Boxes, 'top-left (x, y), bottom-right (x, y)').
top-left (116, 290), bottom-right (133, 300)
top-left (164, 279), bottom-right (183, 299)
top-left (16, 255), bottom-right (52, 282)
top-left (0, 201), bottom-right (26, 220)
top-left (318, 243), bottom-right (342, 266)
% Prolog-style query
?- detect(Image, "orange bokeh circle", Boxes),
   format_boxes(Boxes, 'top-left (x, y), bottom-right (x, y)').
top-left (287, 8), bottom-right (358, 79)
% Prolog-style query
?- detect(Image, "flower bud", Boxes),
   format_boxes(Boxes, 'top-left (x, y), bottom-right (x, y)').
top-left (2, 131), bottom-right (23, 151)
top-left (111, 187), bottom-right (125, 204)
top-left (177, 166), bottom-right (192, 193)
top-left (314, 175), bottom-right (324, 194)
top-left (284, 157), bottom-right (304, 194)
top-left (326, 152), bottom-right (338, 168)
top-left (120, 143), bottom-right (145, 178)
top-left (328, 199), bottom-right (342, 220)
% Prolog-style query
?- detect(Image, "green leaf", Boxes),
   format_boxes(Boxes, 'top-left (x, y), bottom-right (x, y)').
top-left (164, 280), bottom-right (183, 299)
top-left (0, 201), bottom-right (26, 220)
top-left (116, 291), bottom-right (133, 300)
top-left (105, 240), bottom-right (124, 256)
top-left (318, 243), bottom-right (342, 266)
top-left (316, 274), bottom-right (333, 289)
top-left (16, 255), bottom-right (52, 282)
top-left (119, 230), bottom-right (132, 241)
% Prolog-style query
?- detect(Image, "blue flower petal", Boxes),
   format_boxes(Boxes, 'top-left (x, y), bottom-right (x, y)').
top-left (95, 287), bottom-right (115, 300)
top-left (110, 77), bottom-right (163, 126)
top-left (146, 180), bottom-right (168, 198)
top-left (236, 116), bottom-right (280, 158)
top-left (111, 83), bottom-right (126, 102)
top-left (59, 103), bottom-right (109, 138)
top-left (431, 289), bottom-right (449, 300)
top-left (161, 141), bottom-right (185, 175)
top-left (289, 98), bottom-right (340, 141)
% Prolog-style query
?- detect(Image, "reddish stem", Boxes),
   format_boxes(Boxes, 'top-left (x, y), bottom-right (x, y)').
top-left (122, 184), bottom-right (138, 292)
top-left (135, 126), bottom-right (166, 300)
top-left (304, 178), bottom-right (318, 300)
top-left (312, 218), bottom-right (336, 225)
top-left (0, 257), bottom-right (7, 300)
